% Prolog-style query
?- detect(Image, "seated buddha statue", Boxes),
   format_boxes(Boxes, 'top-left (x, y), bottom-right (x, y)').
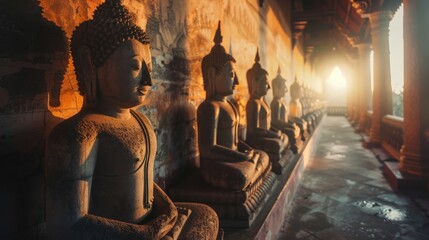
top-left (197, 22), bottom-right (271, 192)
top-left (245, 50), bottom-right (289, 174)
top-left (289, 78), bottom-right (309, 138)
top-left (45, 1), bottom-right (218, 239)
top-left (270, 66), bottom-right (301, 153)
top-left (169, 23), bottom-right (275, 228)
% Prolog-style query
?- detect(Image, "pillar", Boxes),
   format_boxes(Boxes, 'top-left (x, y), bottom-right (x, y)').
top-left (356, 43), bottom-right (372, 132)
top-left (365, 11), bottom-right (393, 145)
top-left (352, 56), bottom-right (362, 125)
top-left (346, 58), bottom-right (359, 124)
top-left (400, 0), bottom-right (429, 176)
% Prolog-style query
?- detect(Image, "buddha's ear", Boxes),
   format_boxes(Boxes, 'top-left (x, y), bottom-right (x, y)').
top-left (75, 46), bottom-right (97, 106)
top-left (207, 66), bottom-right (216, 82)
top-left (206, 66), bottom-right (217, 96)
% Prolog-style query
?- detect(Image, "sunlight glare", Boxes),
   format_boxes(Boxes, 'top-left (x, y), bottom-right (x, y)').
top-left (327, 66), bottom-right (347, 89)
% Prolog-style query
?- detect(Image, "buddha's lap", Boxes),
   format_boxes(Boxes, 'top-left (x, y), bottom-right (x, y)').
top-left (173, 202), bottom-right (219, 240)
top-left (200, 153), bottom-right (269, 190)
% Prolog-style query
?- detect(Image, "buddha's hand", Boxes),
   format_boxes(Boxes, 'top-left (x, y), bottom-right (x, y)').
top-left (249, 151), bottom-right (259, 164)
top-left (150, 184), bottom-right (179, 238)
top-left (272, 130), bottom-right (282, 139)
top-left (244, 149), bottom-right (254, 161)
top-left (147, 214), bottom-right (175, 239)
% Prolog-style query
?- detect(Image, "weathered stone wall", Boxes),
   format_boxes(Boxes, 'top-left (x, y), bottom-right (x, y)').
top-left (0, 0), bottom-right (324, 237)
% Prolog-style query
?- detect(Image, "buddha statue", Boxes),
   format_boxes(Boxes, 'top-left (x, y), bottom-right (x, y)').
top-left (45, 1), bottom-right (218, 239)
top-left (169, 23), bottom-right (276, 228)
top-left (245, 50), bottom-right (289, 174)
top-left (169, 22), bottom-right (277, 228)
top-left (289, 78), bottom-right (309, 137)
top-left (197, 22), bottom-right (270, 191)
top-left (270, 66), bottom-right (301, 153)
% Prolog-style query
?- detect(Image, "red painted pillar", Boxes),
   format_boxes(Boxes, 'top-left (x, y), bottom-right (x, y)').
top-left (365, 11), bottom-right (393, 146)
top-left (400, 0), bottom-right (429, 177)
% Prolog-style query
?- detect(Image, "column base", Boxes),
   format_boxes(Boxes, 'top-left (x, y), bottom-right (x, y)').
top-left (354, 128), bottom-right (364, 134)
top-left (371, 147), bottom-right (395, 162)
top-left (399, 152), bottom-right (429, 177)
top-left (383, 161), bottom-right (426, 191)
top-left (362, 135), bottom-right (381, 148)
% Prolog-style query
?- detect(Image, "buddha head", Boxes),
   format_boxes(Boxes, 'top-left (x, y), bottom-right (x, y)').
top-left (246, 49), bottom-right (270, 98)
top-left (272, 66), bottom-right (288, 100)
top-left (71, 0), bottom-right (152, 108)
top-left (201, 21), bottom-right (238, 98)
top-left (290, 77), bottom-right (302, 100)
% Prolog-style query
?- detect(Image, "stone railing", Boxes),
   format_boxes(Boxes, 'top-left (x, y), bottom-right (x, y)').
top-left (381, 115), bottom-right (404, 160)
top-left (327, 106), bottom-right (347, 116)
top-left (364, 110), bottom-right (373, 135)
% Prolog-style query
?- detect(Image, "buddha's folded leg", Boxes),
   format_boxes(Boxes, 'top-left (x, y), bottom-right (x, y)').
top-left (201, 160), bottom-right (262, 190)
top-left (174, 202), bottom-right (219, 240)
top-left (249, 150), bottom-right (271, 184)
top-left (253, 150), bottom-right (270, 174)
top-left (258, 137), bottom-right (288, 153)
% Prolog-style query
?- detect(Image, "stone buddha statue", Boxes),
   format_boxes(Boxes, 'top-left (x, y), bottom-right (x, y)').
top-left (289, 78), bottom-right (309, 137)
top-left (197, 22), bottom-right (271, 191)
top-left (169, 23), bottom-right (276, 228)
top-left (245, 50), bottom-right (289, 174)
top-left (45, 1), bottom-right (218, 239)
top-left (270, 66), bottom-right (301, 153)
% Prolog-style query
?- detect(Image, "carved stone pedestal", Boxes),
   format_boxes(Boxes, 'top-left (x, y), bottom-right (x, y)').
top-left (383, 161), bottom-right (426, 191)
top-left (170, 168), bottom-right (277, 228)
top-left (270, 150), bottom-right (294, 175)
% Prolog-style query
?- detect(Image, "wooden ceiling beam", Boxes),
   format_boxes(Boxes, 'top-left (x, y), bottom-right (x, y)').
top-left (293, 10), bottom-right (336, 21)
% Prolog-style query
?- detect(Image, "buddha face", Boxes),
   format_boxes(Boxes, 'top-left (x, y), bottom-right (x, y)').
top-left (254, 73), bottom-right (270, 97)
top-left (97, 39), bottom-right (152, 109)
top-left (214, 61), bottom-right (238, 97)
top-left (275, 80), bottom-right (287, 98)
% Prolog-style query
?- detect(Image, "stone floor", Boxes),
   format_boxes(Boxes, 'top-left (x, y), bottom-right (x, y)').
top-left (277, 116), bottom-right (429, 240)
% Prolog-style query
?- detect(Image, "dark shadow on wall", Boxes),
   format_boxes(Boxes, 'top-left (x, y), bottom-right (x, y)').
top-left (146, 82), bottom-right (199, 190)
top-left (0, 0), bottom-right (68, 238)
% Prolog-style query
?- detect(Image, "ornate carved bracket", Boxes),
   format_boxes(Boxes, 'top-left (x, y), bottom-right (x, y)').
top-left (350, 0), bottom-right (372, 14)
top-left (292, 21), bottom-right (307, 48)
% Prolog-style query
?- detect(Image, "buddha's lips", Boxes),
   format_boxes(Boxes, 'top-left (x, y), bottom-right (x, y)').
top-left (138, 88), bottom-right (149, 95)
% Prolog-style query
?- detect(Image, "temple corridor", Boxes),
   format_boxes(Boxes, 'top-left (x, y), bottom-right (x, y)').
top-left (278, 116), bottom-right (429, 240)
top-left (4, 1), bottom-right (429, 239)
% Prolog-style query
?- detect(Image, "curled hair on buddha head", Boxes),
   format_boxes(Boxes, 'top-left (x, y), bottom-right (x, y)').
top-left (201, 21), bottom-right (236, 97)
top-left (71, 0), bottom-right (150, 96)
top-left (272, 65), bottom-right (287, 97)
top-left (246, 48), bottom-right (268, 95)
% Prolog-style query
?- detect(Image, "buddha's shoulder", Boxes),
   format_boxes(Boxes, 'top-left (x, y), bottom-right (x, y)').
top-left (246, 98), bottom-right (261, 108)
top-left (48, 112), bottom-right (105, 143)
top-left (197, 100), bottom-right (221, 113)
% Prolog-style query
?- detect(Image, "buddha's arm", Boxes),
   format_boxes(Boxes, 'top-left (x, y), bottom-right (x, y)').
top-left (45, 126), bottom-right (171, 240)
top-left (247, 100), bottom-right (280, 138)
top-left (272, 117), bottom-right (295, 130)
top-left (270, 101), bottom-right (290, 129)
top-left (198, 103), bottom-right (250, 162)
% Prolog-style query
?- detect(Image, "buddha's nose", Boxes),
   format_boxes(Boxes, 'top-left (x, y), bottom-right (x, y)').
top-left (141, 69), bottom-right (153, 86)
top-left (233, 75), bottom-right (239, 85)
